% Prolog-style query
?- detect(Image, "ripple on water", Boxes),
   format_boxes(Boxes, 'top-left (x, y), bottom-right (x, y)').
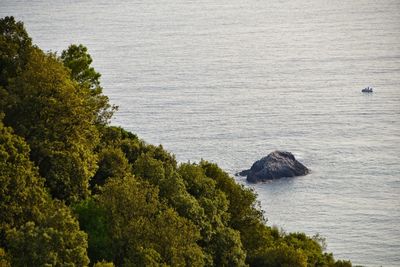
top-left (1, 0), bottom-right (400, 266)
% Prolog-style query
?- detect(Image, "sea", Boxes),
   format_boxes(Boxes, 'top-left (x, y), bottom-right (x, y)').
top-left (1, 0), bottom-right (399, 266)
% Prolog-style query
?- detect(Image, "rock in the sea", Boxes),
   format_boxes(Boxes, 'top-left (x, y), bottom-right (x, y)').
top-left (239, 151), bottom-right (309, 183)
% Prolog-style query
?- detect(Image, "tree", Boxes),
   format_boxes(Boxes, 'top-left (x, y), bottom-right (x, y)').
top-left (0, 16), bottom-right (32, 88)
top-left (133, 153), bottom-right (166, 184)
top-left (2, 45), bottom-right (100, 202)
top-left (0, 117), bottom-right (46, 230)
top-left (61, 44), bottom-right (115, 125)
top-left (6, 203), bottom-right (89, 267)
top-left (200, 161), bottom-right (265, 228)
top-left (76, 176), bottom-right (205, 266)
top-left (200, 161), bottom-right (276, 264)
top-left (0, 119), bottom-right (89, 266)
top-left (94, 261), bottom-right (115, 267)
top-left (251, 245), bottom-right (308, 267)
top-left (283, 232), bottom-right (347, 267)
top-left (178, 163), bottom-right (248, 266)
top-left (90, 147), bottom-right (132, 191)
top-left (73, 198), bottom-right (111, 264)
top-left (61, 44), bottom-right (101, 90)
top-left (0, 247), bottom-right (11, 267)
top-left (208, 227), bottom-right (247, 267)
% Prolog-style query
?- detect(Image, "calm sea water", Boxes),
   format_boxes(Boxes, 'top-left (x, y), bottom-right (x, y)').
top-left (2, 0), bottom-right (400, 266)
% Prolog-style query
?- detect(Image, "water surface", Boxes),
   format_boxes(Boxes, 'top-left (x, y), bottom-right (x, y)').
top-left (2, 1), bottom-right (400, 266)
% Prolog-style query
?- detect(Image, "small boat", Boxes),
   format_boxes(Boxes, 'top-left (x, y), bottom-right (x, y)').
top-left (362, 87), bottom-right (373, 93)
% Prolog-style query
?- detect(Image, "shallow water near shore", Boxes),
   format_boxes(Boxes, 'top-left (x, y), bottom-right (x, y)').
top-left (2, 0), bottom-right (400, 266)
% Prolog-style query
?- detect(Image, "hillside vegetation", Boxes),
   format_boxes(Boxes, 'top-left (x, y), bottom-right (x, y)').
top-left (0, 16), bottom-right (351, 267)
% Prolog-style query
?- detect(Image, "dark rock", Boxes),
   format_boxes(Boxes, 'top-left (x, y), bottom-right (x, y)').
top-left (235, 169), bottom-right (250, 177)
top-left (239, 151), bottom-right (309, 183)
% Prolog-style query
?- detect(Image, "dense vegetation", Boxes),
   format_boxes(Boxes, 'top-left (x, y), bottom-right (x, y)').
top-left (0, 16), bottom-right (352, 267)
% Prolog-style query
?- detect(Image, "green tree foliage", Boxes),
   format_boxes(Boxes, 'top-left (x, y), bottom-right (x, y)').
top-left (177, 163), bottom-right (248, 266)
top-left (6, 204), bottom-right (89, 267)
top-left (61, 44), bottom-right (115, 125)
top-left (250, 244), bottom-right (308, 267)
top-left (208, 227), bottom-right (247, 267)
top-left (0, 247), bottom-right (11, 267)
top-left (61, 44), bottom-right (101, 90)
top-left (97, 126), bottom-right (138, 149)
top-left (156, 171), bottom-right (205, 230)
top-left (200, 161), bottom-right (264, 227)
top-left (282, 233), bottom-right (353, 267)
top-left (5, 47), bottom-right (99, 202)
top-left (76, 176), bottom-right (205, 266)
top-left (199, 161), bottom-right (352, 267)
top-left (0, 119), bottom-right (89, 266)
top-left (284, 233), bottom-right (328, 266)
top-left (73, 198), bottom-right (111, 264)
top-left (200, 161), bottom-right (277, 264)
top-left (0, 16), bottom-right (31, 88)
top-left (333, 260), bottom-right (352, 267)
top-left (133, 153), bottom-right (166, 184)
top-left (0, 17), bottom-right (101, 203)
top-left (0, 117), bottom-right (46, 229)
top-left (94, 261), bottom-right (115, 267)
top-left (96, 125), bottom-right (176, 170)
top-left (91, 147), bottom-right (132, 190)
